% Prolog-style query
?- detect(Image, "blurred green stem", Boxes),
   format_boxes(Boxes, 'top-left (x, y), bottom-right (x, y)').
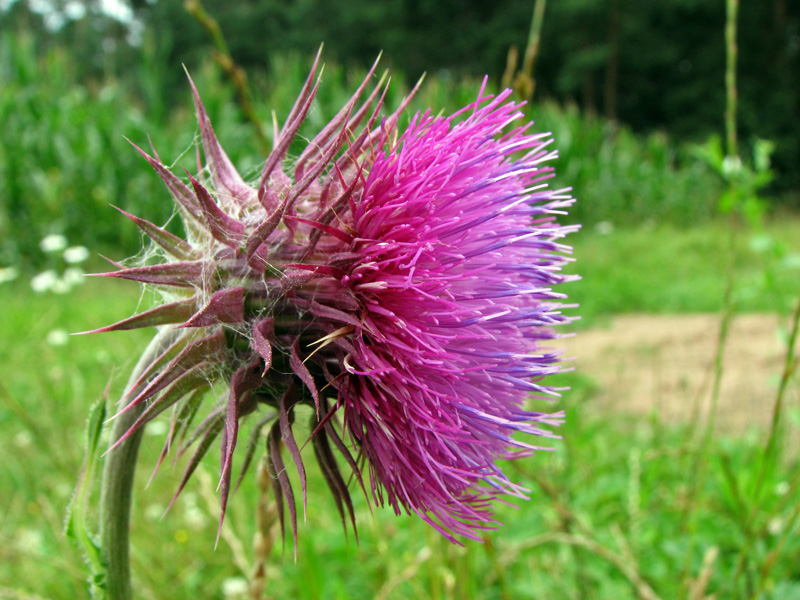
top-left (760, 294), bottom-right (800, 485)
top-left (98, 329), bottom-right (177, 600)
top-left (725, 0), bottom-right (739, 159)
top-left (683, 0), bottom-right (741, 592)
top-left (503, 0), bottom-right (547, 102)
top-left (522, 0), bottom-right (547, 100)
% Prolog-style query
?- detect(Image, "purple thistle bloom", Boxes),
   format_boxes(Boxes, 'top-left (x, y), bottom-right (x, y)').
top-left (88, 55), bottom-right (577, 547)
top-left (337, 89), bottom-right (576, 541)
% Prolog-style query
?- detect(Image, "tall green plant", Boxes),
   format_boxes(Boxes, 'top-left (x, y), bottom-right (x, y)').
top-left (679, 2), bottom-right (800, 597)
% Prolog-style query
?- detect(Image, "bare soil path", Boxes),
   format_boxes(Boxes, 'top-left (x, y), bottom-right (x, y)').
top-left (564, 314), bottom-right (797, 432)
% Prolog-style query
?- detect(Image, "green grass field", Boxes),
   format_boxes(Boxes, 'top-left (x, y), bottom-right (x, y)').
top-left (569, 217), bottom-right (800, 325)
top-left (1, 222), bottom-right (799, 599)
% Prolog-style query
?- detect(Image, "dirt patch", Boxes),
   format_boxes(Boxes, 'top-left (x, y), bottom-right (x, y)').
top-left (561, 314), bottom-right (797, 432)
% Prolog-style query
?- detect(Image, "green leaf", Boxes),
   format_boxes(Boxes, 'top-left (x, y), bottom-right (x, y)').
top-left (65, 394), bottom-right (110, 599)
top-left (86, 395), bottom-right (108, 458)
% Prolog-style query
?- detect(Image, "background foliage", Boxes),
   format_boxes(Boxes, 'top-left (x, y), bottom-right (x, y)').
top-left (1, 11), bottom-right (726, 268)
top-left (3, 0), bottom-right (799, 192)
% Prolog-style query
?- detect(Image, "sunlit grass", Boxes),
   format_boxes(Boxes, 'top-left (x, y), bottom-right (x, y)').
top-left (568, 216), bottom-right (800, 326)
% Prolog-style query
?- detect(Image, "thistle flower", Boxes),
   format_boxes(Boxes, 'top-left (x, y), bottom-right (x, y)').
top-left (89, 54), bottom-right (577, 547)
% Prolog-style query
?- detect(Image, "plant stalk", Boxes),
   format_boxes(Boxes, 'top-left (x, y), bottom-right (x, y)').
top-left (98, 329), bottom-right (178, 600)
top-left (725, 0), bottom-right (739, 159)
top-left (760, 293), bottom-right (800, 483)
top-left (683, 1), bottom-right (740, 592)
top-left (522, 0), bottom-right (547, 100)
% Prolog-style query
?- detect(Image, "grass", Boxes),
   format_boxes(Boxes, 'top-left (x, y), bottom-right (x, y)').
top-left (567, 216), bottom-right (800, 326)
top-left (1, 222), bottom-right (799, 599)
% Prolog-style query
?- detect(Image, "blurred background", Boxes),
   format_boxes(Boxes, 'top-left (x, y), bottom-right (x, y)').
top-left (1, 1), bottom-right (799, 599)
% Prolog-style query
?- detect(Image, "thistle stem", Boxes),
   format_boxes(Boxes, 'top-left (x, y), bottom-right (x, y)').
top-left (99, 329), bottom-right (178, 600)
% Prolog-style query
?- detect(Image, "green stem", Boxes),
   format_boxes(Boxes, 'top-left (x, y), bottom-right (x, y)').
top-left (759, 293), bottom-right (800, 485)
top-left (725, 0), bottom-right (739, 159)
top-left (522, 0), bottom-right (547, 100)
top-left (680, 226), bottom-right (738, 593)
top-left (98, 329), bottom-right (177, 600)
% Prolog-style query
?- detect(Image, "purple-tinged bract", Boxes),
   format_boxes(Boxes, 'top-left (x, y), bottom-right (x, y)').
top-left (89, 55), bottom-right (577, 547)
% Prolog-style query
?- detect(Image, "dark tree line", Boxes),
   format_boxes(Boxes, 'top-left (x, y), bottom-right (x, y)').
top-left (3, 0), bottom-right (799, 194)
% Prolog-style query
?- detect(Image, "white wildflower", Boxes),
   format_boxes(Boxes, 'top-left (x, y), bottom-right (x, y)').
top-left (222, 577), bottom-right (249, 598)
top-left (51, 278), bottom-right (72, 294)
top-left (40, 234), bottom-right (68, 253)
top-left (16, 529), bottom-right (44, 553)
top-left (145, 420), bottom-right (168, 437)
top-left (768, 517), bottom-right (783, 536)
top-left (63, 245), bottom-right (90, 264)
top-left (63, 267), bottom-right (85, 286)
top-left (0, 266), bottom-right (19, 284)
top-left (46, 329), bottom-right (69, 346)
top-left (595, 221), bottom-right (614, 235)
top-left (31, 270), bottom-right (58, 293)
top-left (14, 430), bottom-right (33, 449)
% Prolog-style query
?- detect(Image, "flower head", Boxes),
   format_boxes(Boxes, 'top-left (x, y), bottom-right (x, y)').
top-left (89, 54), bottom-right (577, 546)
